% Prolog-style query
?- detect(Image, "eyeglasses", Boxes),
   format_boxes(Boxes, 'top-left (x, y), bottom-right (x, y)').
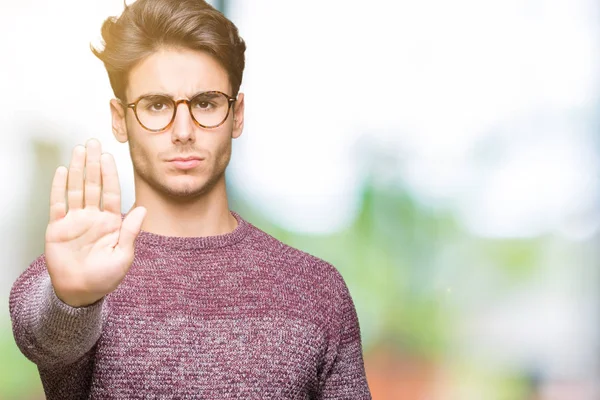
top-left (126, 91), bottom-right (237, 132)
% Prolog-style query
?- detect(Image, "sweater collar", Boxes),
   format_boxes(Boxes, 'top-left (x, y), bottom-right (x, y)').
top-left (127, 210), bottom-right (250, 251)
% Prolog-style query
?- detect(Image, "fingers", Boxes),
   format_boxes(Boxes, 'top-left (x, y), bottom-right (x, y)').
top-left (100, 152), bottom-right (121, 214)
top-left (67, 145), bottom-right (86, 211)
top-left (63, 140), bottom-right (120, 215)
top-left (49, 166), bottom-right (68, 222)
top-left (117, 206), bottom-right (146, 253)
top-left (84, 139), bottom-right (102, 209)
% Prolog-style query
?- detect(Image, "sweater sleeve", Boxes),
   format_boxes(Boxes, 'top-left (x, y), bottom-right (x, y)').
top-left (9, 254), bottom-right (105, 398)
top-left (318, 274), bottom-right (372, 399)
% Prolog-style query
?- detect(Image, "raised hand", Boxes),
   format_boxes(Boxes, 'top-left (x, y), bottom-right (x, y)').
top-left (45, 139), bottom-right (146, 307)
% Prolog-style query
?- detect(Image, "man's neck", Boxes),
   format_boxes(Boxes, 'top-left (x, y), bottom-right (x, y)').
top-left (129, 178), bottom-right (238, 238)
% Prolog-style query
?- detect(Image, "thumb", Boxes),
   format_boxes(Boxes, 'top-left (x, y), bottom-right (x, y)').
top-left (117, 206), bottom-right (147, 252)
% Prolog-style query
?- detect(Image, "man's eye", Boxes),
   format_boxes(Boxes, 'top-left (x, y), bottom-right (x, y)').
top-left (193, 101), bottom-right (213, 109)
top-left (150, 102), bottom-right (166, 110)
top-left (139, 97), bottom-right (172, 112)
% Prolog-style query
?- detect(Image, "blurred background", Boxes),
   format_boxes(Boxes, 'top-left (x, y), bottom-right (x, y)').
top-left (1, 0), bottom-right (600, 398)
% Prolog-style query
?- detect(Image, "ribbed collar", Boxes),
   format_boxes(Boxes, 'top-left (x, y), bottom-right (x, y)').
top-left (126, 210), bottom-right (251, 251)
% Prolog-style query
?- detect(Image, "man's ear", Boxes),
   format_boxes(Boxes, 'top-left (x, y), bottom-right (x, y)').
top-left (231, 92), bottom-right (245, 139)
top-left (110, 99), bottom-right (129, 143)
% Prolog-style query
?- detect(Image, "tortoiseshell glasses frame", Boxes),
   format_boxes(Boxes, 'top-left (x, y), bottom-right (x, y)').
top-left (125, 90), bottom-right (237, 132)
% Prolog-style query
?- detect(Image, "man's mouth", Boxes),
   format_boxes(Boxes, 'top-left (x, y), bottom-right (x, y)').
top-left (168, 156), bottom-right (204, 170)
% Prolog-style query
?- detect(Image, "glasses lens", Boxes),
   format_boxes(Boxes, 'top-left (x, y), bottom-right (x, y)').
top-left (190, 92), bottom-right (230, 128)
top-left (136, 95), bottom-right (175, 131)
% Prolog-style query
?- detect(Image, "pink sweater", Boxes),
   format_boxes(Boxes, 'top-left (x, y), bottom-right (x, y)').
top-left (9, 212), bottom-right (371, 399)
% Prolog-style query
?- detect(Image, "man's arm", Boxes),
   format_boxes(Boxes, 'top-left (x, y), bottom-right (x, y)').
top-left (9, 254), bottom-right (105, 369)
top-left (9, 139), bottom-right (145, 399)
top-left (318, 276), bottom-right (372, 399)
top-left (9, 253), bottom-right (106, 399)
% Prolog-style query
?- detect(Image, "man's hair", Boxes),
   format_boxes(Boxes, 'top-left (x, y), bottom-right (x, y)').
top-left (91, 0), bottom-right (246, 101)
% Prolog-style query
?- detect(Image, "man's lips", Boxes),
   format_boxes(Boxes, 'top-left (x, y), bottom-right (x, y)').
top-left (168, 156), bottom-right (204, 170)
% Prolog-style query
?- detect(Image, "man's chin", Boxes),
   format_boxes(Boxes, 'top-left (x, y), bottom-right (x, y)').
top-left (162, 184), bottom-right (208, 200)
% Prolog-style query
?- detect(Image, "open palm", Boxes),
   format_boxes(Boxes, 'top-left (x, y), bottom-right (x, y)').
top-left (45, 139), bottom-right (146, 307)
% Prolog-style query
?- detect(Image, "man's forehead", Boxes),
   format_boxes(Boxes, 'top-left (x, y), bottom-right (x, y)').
top-left (126, 48), bottom-right (231, 99)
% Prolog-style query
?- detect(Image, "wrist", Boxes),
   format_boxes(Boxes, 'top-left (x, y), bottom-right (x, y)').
top-left (53, 288), bottom-right (103, 308)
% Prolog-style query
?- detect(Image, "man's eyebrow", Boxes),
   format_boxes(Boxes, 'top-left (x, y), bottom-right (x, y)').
top-left (127, 92), bottom-right (171, 104)
top-left (136, 92), bottom-right (172, 99)
top-left (132, 90), bottom-right (216, 101)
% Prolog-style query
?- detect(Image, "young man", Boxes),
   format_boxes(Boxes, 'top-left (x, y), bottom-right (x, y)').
top-left (9, 0), bottom-right (371, 398)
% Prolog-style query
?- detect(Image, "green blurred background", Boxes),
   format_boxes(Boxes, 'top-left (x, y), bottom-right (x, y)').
top-left (2, 0), bottom-right (600, 399)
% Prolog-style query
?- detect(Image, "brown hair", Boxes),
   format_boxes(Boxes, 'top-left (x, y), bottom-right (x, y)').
top-left (91, 0), bottom-right (246, 101)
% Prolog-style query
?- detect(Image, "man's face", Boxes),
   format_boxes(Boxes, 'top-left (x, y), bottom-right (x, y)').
top-left (110, 47), bottom-right (244, 201)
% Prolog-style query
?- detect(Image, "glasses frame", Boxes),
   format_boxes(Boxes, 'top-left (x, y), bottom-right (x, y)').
top-left (126, 90), bottom-right (237, 132)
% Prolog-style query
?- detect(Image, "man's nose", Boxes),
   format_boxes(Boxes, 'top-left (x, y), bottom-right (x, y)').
top-left (171, 101), bottom-right (196, 143)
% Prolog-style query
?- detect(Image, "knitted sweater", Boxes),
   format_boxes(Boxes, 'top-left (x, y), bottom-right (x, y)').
top-left (9, 211), bottom-right (371, 399)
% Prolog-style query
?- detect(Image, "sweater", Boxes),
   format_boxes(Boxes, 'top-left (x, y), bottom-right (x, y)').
top-left (9, 211), bottom-right (372, 399)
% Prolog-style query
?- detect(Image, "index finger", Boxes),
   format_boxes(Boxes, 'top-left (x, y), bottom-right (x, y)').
top-left (100, 153), bottom-right (121, 214)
